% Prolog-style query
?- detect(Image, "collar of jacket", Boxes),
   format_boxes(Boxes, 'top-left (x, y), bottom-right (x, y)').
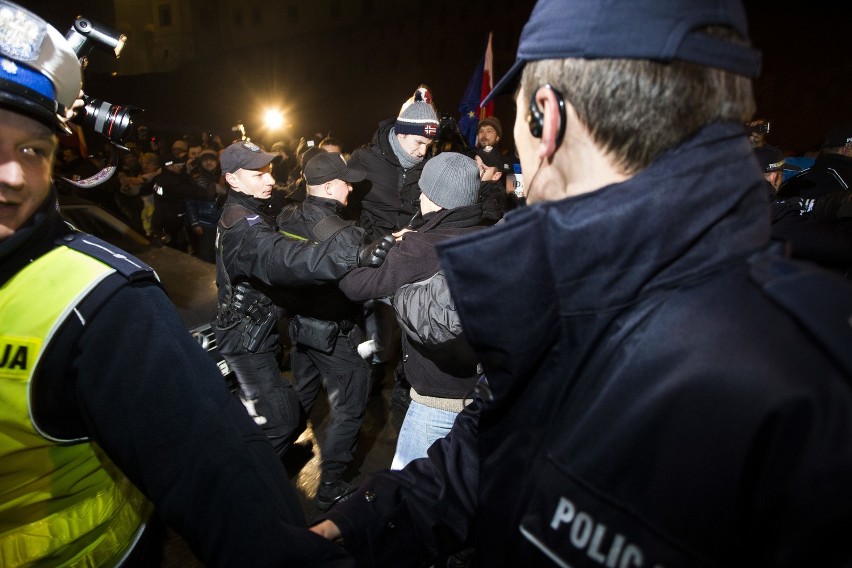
top-left (420, 204), bottom-right (485, 232)
top-left (304, 194), bottom-right (345, 215)
top-left (370, 118), bottom-right (401, 166)
top-left (436, 122), bottom-right (769, 381)
top-left (813, 151), bottom-right (852, 177)
top-left (226, 187), bottom-right (274, 217)
top-left (0, 190), bottom-right (66, 282)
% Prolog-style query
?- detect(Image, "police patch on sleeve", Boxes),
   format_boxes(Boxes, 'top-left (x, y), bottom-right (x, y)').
top-left (518, 458), bottom-right (717, 568)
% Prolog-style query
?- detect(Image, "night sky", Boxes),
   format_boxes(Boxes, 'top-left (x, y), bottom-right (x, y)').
top-left (25, 1), bottom-right (852, 154)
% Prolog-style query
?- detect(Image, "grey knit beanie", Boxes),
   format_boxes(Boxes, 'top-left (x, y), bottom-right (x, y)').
top-left (419, 152), bottom-right (480, 209)
top-left (395, 87), bottom-right (439, 139)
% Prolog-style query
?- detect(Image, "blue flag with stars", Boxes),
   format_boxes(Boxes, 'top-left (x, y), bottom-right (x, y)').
top-left (458, 33), bottom-right (493, 148)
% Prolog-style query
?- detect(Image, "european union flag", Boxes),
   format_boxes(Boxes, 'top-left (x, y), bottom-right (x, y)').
top-left (458, 32), bottom-right (493, 149)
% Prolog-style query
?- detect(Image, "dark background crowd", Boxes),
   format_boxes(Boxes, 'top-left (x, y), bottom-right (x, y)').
top-left (26, 0), bottom-right (852, 156)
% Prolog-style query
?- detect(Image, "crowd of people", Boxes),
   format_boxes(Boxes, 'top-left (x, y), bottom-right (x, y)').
top-left (2, 0), bottom-right (851, 567)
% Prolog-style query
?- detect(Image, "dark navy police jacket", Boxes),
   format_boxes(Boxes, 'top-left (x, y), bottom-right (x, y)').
top-left (322, 123), bottom-right (852, 567)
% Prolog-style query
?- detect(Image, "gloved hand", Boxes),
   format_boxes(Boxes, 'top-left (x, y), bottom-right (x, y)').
top-left (358, 235), bottom-right (395, 267)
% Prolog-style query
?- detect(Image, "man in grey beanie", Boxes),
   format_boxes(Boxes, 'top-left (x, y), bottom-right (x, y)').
top-left (338, 152), bottom-right (488, 469)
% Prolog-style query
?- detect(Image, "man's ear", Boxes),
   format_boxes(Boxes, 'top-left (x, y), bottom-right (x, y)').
top-left (493, 170), bottom-right (503, 181)
top-left (535, 85), bottom-right (565, 160)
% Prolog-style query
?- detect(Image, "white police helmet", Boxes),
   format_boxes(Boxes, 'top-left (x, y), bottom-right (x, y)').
top-left (0, 0), bottom-right (81, 133)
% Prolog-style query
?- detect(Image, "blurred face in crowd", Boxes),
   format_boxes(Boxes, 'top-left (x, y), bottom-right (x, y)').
top-left (271, 144), bottom-right (289, 159)
top-left (200, 154), bottom-right (218, 172)
top-left (122, 152), bottom-right (139, 168)
top-left (187, 145), bottom-right (202, 163)
top-left (321, 143), bottom-right (342, 154)
top-left (226, 163), bottom-right (275, 199)
top-left (172, 141), bottom-right (188, 159)
top-left (477, 125), bottom-right (500, 148)
top-left (61, 148), bottom-right (78, 164)
top-left (139, 153), bottom-right (160, 174)
top-left (396, 133), bottom-right (431, 160)
top-left (475, 155), bottom-right (503, 182)
top-left (0, 109), bottom-right (57, 241)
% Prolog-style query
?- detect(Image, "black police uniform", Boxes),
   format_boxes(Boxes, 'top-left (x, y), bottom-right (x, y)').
top-left (321, 124), bottom-right (852, 567)
top-left (1, 192), bottom-right (353, 566)
top-left (277, 195), bottom-right (374, 508)
top-left (214, 189), bottom-right (360, 459)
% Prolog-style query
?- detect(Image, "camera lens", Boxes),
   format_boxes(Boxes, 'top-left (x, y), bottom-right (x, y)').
top-left (79, 95), bottom-right (142, 147)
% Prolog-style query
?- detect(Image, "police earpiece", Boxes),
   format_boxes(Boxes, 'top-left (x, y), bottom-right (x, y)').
top-left (527, 84), bottom-right (566, 146)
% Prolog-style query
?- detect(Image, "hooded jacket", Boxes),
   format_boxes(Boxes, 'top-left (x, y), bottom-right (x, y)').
top-left (323, 123), bottom-right (852, 567)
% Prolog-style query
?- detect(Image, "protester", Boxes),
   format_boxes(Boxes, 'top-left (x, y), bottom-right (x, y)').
top-left (346, 86), bottom-right (441, 405)
top-left (185, 147), bottom-right (222, 262)
top-left (0, 3), bottom-right (352, 565)
top-left (349, 86), bottom-right (440, 240)
top-left (475, 116), bottom-right (503, 151)
top-left (475, 145), bottom-right (510, 223)
top-left (339, 152), bottom-right (487, 470)
top-left (310, 1), bottom-right (852, 566)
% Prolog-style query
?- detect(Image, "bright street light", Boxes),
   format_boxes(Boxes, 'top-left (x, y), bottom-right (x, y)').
top-left (263, 109), bottom-right (284, 130)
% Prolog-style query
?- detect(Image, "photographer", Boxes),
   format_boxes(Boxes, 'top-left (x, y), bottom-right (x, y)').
top-left (0, 3), bottom-right (352, 566)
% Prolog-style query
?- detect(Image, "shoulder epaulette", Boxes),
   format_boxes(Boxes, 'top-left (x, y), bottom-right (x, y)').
top-left (220, 203), bottom-right (262, 229)
top-left (313, 215), bottom-right (352, 241)
top-left (57, 232), bottom-right (158, 283)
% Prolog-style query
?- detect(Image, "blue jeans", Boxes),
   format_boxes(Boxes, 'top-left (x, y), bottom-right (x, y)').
top-left (391, 399), bottom-right (458, 470)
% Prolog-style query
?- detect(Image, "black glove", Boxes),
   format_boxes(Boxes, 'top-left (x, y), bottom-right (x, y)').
top-left (358, 235), bottom-right (395, 267)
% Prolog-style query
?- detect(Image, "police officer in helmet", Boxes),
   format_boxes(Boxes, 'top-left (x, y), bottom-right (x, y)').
top-left (0, 2), bottom-right (352, 565)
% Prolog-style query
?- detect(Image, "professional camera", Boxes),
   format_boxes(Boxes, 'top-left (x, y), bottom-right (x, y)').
top-left (65, 16), bottom-right (142, 148)
top-left (433, 114), bottom-right (471, 155)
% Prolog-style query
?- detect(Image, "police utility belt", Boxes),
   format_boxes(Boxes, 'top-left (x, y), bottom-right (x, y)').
top-left (289, 315), bottom-right (356, 354)
top-left (216, 282), bottom-right (277, 353)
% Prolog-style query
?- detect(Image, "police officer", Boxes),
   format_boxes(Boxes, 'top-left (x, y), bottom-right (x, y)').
top-left (277, 152), bottom-right (380, 510)
top-left (311, 0), bottom-right (852, 566)
top-left (0, 2), bottom-right (351, 566)
top-left (214, 141), bottom-right (393, 462)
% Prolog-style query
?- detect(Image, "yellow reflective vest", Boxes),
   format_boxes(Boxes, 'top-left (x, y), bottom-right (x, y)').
top-left (0, 245), bottom-right (152, 567)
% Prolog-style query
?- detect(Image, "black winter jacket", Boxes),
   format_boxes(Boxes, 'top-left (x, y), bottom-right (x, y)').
top-left (339, 205), bottom-right (486, 400)
top-left (214, 190), bottom-right (359, 354)
top-left (323, 123), bottom-right (852, 567)
top-left (274, 195), bottom-right (369, 324)
top-left (348, 118), bottom-right (429, 240)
